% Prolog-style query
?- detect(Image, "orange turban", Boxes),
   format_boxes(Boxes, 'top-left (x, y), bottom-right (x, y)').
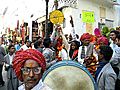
top-left (80, 33), bottom-right (92, 42)
top-left (12, 49), bottom-right (46, 82)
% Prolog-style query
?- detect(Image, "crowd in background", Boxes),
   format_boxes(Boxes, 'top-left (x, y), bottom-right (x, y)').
top-left (0, 25), bottom-right (120, 90)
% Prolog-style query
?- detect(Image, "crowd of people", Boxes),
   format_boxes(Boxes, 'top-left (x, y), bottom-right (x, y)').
top-left (0, 24), bottom-right (120, 90)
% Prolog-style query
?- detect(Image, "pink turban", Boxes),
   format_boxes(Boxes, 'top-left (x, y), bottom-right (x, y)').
top-left (12, 49), bottom-right (46, 82)
top-left (94, 28), bottom-right (101, 37)
top-left (97, 36), bottom-right (108, 45)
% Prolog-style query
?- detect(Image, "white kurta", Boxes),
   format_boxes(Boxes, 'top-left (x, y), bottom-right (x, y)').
top-left (18, 80), bottom-right (52, 90)
top-left (78, 46), bottom-right (87, 64)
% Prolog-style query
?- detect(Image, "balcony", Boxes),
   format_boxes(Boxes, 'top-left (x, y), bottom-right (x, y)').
top-left (92, 0), bottom-right (119, 6)
top-left (58, 0), bottom-right (78, 8)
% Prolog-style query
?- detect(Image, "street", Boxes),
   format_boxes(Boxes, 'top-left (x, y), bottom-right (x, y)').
top-left (0, 66), bottom-right (7, 90)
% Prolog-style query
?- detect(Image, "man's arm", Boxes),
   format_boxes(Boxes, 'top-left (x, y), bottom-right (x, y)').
top-left (104, 73), bottom-right (117, 90)
top-left (1, 46), bottom-right (6, 56)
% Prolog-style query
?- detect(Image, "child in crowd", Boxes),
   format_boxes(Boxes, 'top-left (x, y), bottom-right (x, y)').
top-left (69, 40), bottom-right (80, 61)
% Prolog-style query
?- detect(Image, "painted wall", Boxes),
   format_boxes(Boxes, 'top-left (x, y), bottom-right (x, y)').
top-left (114, 5), bottom-right (120, 27)
top-left (60, 0), bottom-right (116, 37)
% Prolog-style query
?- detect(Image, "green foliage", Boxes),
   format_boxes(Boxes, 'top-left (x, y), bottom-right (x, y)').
top-left (102, 26), bottom-right (110, 39)
top-left (54, 0), bottom-right (58, 2)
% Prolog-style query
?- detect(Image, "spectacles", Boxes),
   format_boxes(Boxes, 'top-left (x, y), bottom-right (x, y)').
top-left (21, 67), bottom-right (42, 75)
top-left (11, 48), bottom-right (15, 49)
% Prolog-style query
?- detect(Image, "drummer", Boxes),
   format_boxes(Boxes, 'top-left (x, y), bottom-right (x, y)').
top-left (12, 49), bottom-right (52, 90)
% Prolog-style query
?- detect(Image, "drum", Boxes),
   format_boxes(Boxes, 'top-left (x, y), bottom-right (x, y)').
top-left (42, 60), bottom-right (97, 90)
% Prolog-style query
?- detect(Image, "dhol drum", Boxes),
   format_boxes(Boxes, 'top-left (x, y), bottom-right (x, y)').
top-left (42, 60), bottom-right (97, 90)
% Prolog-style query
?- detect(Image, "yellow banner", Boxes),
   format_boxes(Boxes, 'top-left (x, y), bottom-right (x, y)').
top-left (82, 11), bottom-right (95, 23)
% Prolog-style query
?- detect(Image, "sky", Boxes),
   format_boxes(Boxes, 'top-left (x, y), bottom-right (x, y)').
top-left (0, 0), bottom-right (53, 32)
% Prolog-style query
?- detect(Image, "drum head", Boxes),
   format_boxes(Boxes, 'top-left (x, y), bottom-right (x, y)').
top-left (42, 60), bottom-right (97, 90)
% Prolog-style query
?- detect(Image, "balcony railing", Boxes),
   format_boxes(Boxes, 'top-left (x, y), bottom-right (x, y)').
top-left (58, 0), bottom-right (78, 8)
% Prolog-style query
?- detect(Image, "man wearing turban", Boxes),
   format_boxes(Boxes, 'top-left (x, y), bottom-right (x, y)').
top-left (78, 33), bottom-right (97, 77)
top-left (12, 49), bottom-right (52, 90)
top-left (78, 33), bottom-right (93, 63)
top-left (97, 36), bottom-right (108, 46)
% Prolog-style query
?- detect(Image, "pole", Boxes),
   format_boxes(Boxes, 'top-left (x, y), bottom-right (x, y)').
top-left (54, 0), bottom-right (58, 10)
top-left (45, 0), bottom-right (49, 38)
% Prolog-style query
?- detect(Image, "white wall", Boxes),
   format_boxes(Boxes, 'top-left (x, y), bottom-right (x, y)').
top-left (61, 0), bottom-right (116, 37)
top-left (114, 5), bottom-right (120, 27)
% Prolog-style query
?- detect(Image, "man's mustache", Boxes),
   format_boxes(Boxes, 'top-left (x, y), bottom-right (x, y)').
top-left (26, 77), bottom-right (37, 82)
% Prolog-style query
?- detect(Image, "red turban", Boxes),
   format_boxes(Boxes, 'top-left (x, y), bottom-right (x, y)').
top-left (12, 49), bottom-right (46, 82)
top-left (97, 36), bottom-right (108, 45)
top-left (80, 33), bottom-right (92, 41)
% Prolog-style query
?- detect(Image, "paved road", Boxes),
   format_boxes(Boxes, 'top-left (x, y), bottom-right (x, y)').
top-left (0, 66), bottom-right (7, 90)
top-left (0, 85), bottom-right (6, 90)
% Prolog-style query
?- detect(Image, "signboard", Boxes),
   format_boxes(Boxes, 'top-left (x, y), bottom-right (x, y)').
top-left (49, 10), bottom-right (64, 24)
top-left (86, 23), bottom-right (93, 34)
top-left (82, 11), bottom-right (95, 23)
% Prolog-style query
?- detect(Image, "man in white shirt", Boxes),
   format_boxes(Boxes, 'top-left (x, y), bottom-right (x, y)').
top-left (20, 39), bottom-right (31, 50)
top-left (4, 45), bottom-right (19, 90)
top-left (78, 33), bottom-right (94, 64)
top-left (109, 30), bottom-right (119, 57)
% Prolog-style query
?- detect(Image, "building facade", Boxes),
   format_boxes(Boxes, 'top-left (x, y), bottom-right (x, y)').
top-left (46, 0), bottom-right (120, 36)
